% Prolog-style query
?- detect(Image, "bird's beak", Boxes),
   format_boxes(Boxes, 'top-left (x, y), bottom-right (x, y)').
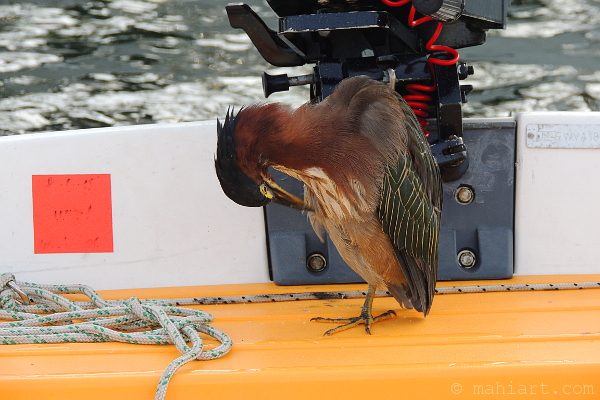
top-left (263, 180), bottom-right (313, 211)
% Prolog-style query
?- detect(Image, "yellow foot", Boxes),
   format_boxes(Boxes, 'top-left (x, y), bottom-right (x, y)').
top-left (311, 310), bottom-right (396, 336)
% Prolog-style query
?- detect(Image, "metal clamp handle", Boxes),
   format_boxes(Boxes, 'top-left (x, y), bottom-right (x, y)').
top-left (6, 280), bottom-right (30, 305)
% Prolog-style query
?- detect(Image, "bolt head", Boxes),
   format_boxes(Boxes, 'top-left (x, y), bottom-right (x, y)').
top-left (455, 185), bottom-right (474, 205)
top-left (457, 249), bottom-right (477, 269)
top-left (307, 253), bottom-right (327, 272)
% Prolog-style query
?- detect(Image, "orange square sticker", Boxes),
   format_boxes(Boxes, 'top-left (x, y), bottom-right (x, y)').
top-left (32, 174), bottom-right (114, 254)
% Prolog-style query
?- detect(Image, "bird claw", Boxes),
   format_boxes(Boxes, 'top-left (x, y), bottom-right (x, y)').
top-left (311, 310), bottom-right (396, 336)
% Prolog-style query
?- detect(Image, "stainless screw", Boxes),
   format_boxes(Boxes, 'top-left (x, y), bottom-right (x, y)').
top-left (454, 185), bottom-right (474, 205)
top-left (307, 253), bottom-right (327, 272)
top-left (457, 249), bottom-right (477, 269)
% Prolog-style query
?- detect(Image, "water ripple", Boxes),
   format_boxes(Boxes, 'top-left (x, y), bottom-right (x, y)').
top-left (0, 0), bottom-right (598, 135)
top-left (495, 0), bottom-right (600, 38)
top-left (0, 52), bottom-right (63, 73)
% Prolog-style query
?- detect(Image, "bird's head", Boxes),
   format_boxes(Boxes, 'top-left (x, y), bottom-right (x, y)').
top-left (215, 106), bottom-right (308, 211)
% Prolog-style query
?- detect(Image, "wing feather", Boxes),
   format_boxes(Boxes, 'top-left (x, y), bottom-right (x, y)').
top-left (380, 98), bottom-right (441, 314)
top-left (338, 77), bottom-right (442, 315)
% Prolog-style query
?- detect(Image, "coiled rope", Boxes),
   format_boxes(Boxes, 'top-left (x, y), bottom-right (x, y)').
top-left (1, 272), bottom-right (599, 399)
top-left (0, 273), bottom-right (232, 400)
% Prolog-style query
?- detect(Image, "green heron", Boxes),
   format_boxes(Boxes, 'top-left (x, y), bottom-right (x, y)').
top-left (215, 76), bottom-right (442, 335)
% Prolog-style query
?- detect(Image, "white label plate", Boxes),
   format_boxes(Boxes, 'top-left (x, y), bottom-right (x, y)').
top-left (527, 124), bottom-right (600, 148)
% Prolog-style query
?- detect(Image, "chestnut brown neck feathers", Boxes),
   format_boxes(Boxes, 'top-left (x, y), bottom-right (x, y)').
top-left (233, 101), bottom-right (383, 207)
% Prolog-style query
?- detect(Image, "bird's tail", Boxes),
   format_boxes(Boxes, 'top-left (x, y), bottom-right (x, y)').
top-left (388, 249), bottom-right (435, 316)
top-left (386, 283), bottom-right (415, 311)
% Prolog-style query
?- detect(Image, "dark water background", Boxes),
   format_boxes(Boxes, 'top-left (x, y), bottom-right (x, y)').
top-left (0, 0), bottom-right (599, 135)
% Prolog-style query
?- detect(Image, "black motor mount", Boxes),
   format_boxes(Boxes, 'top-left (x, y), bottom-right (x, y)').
top-left (227, 0), bottom-right (509, 181)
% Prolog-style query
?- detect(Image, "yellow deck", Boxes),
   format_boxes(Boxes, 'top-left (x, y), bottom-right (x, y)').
top-left (2, 274), bottom-right (599, 399)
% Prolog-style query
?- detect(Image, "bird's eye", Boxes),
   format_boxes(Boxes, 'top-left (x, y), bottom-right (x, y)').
top-left (259, 183), bottom-right (274, 199)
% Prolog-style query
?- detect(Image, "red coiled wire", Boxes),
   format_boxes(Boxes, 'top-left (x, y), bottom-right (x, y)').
top-left (381, 0), bottom-right (460, 137)
top-left (380, 0), bottom-right (411, 7)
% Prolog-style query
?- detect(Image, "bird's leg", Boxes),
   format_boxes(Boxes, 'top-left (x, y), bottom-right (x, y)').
top-left (311, 285), bottom-right (396, 336)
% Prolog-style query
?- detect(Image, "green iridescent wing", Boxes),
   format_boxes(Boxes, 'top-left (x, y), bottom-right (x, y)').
top-left (378, 97), bottom-right (442, 315)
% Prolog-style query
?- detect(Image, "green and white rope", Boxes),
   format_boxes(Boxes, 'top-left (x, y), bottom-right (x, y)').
top-left (0, 273), bottom-right (232, 400)
top-left (1, 272), bottom-right (598, 399)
